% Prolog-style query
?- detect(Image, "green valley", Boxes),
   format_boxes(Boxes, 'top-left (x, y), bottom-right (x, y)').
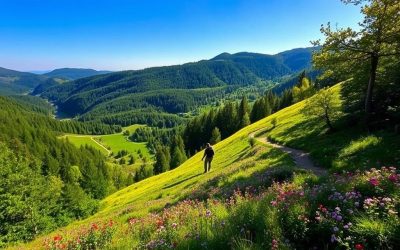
top-left (1, 0), bottom-right (399, 249)
top-left (16, 81), bottom-right (400, 249)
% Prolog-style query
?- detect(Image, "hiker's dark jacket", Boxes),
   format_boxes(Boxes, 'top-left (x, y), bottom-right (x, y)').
top-left (204, 147), bottom-right (214, 158)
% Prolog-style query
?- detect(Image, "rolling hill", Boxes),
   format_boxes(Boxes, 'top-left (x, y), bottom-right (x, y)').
top-left (19, 82), bottom-right (400, 249)
top-left (37, 47), bottom-right (315, 126)
top-left (0, 67), bottom-right (58, 95)
top-left (43, 68), bottom-right (112, 80)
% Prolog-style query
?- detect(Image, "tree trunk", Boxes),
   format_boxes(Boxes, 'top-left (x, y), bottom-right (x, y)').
top-left (325, 110), bottom-right (334, 131)
top-left (365, 54), bottom-right (379, 121)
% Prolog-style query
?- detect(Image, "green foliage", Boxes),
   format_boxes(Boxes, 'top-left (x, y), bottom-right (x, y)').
top-left (313, 0), bottom-right (400, 125)
top-left (0, 97), bottom-right (125, 245)
top-left (248, 137), bottom-right (256, 147)
top-left (0, 67), bottom-right (58, 95)
top-left (302, 87), bottom-right (342, 130)
top-left (210, 127), bottom-right (222, 144)
top-left (38, 49), bottom-right (313, 126)
top-left (154, 145), bottom-right (170, 175)
top-left (292, 77), bottom-right (315, 102)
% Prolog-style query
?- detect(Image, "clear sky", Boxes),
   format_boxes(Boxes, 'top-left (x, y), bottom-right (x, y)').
top-left (0, 0), bottom-right (362, 71)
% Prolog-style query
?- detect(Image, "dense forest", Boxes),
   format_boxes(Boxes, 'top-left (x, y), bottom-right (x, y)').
top-left (128, 71), bottom-right (316, 177)
top-left (35, 48), bottom-right (314, 127)
top-left (0, 97), bottom-right (129, 246)
top-left (0, 67), bottom-right (59, 95)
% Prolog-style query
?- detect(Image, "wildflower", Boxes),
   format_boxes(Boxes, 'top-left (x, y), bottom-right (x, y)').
top-left (355, 243), bottom-right (364, 250)
top-left (336, 215), bottom-right (342, 221)
top-left (156, 219), bottom-right (164, 228)
top-left (331, 234), bottom-right (337, 243)
top-left (272, 239), bottom-right (279, 249)
top-left (171, 222), bottom-right (178, 229)
top-left (53, 235), bottom-right (62, 241)
top-left (129, 218), bottom-right (138, 225)
top-left (91, 223), bottom-right (99, 230)
top-left (388, 174), bottom-right (398, 182)
top-left (270, 200), bottom-right (278, 206)
top-left (369, 177), bottom-right (379, 186)
top-left (333, 226), bottom-right (339, 232)
top-left (205, 209), bottom-right (212, 217)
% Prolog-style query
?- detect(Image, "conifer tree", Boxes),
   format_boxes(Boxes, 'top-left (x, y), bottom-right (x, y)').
top-left (210, 127), bottom-right (221, 144)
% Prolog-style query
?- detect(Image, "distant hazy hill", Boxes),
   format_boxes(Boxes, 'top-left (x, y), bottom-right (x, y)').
top-left (0, 67), bottom-right (58, 95)
top-left (43, 68), bottom-right (112, 80)
top-left (38, 47), bottom-right (315, 125)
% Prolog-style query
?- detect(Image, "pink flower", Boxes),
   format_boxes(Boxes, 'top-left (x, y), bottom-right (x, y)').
top-left (369, 177), bottom-right (379, 186)
top-left (355, 243), bottom-right (364, 250)
top-left (388, 174), bottom-right (398, 182)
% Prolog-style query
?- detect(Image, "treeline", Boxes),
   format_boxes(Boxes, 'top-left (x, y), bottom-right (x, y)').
top-left (9, 95), bottom-right (55, 115)
top-left (130, 127), bottom-right (187, 177)
top-left (128, 72), bottom-right (316, 178)
top-left (80, 109), bottom-right (186, 128)
top-left (47, 119), bottom-right (121, 135)
top-left (183, 72), bottom-right (316, 154)
top-left (36, 49), bottom-right (313, 127)
top-left (0, 97), bottom-right (124, 246)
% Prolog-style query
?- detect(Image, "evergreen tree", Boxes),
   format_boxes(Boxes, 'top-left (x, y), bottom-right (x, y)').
top-left (210, 127), bottom-right (221, 144)
top-left (153, 146), bottom-right (169, 174)
top-left (238, 96), bottom-right (250, 128)
top-left (170, 147), bottom-right (186, 169)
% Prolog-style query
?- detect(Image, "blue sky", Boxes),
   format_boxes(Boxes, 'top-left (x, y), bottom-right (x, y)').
top-left (0, 0), bottom-right (362, 71)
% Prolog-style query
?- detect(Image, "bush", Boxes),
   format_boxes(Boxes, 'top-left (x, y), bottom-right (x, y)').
top-left (249, 137), bottom-right (256, 147)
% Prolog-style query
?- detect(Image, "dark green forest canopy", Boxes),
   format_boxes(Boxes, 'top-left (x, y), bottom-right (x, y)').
top-left (37, 48), bottom-right (315, 125)
top-left (0, 96), bottom-right (125, 245)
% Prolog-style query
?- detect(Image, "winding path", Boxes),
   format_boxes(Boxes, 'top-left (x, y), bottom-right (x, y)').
top-left (249, 131), bottom-right (327, 176)
top-left (90, 137), bottom-right (112, 155)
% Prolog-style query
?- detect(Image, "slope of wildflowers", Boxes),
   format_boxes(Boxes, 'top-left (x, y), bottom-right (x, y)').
top-left (16, 83), bottom-right (400, 249)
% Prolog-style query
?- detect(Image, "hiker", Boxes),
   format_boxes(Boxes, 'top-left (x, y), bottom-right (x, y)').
top-left (202, 143), bottom-right (214, 173)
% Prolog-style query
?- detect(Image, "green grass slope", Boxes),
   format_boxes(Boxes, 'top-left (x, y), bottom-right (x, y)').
top-left (18, 82), bottom-right (400, 249)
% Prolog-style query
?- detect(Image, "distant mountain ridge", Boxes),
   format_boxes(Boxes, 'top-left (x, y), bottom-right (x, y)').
top-left (0, 67), bottom-right (58, 95)
top-left (37, 47), bottom-right (316, 126)
top-left (0, 67), bottom-right (113, 95)
top-left (43, 68), bottom-right (112, 80)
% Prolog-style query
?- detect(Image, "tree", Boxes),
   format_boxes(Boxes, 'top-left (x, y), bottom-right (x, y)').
top-left (153, 146), bottom-right (169, 174)
top-left (292, 77), bottom-right (315, 102)
top-left (170, 147), bottom-right (186, 169)
top-left (210, 127), bottom-right (221, 144)
top-left (129, 155), bottom-right (135, 165)
top-left (238, 96), bottom-right (250, 128)
top-left (313, 0), bottom-right (400, 124)
top-left (302, 87), bottom-right (342, 131)
top-left (240, 113), bottom-right (251, 128)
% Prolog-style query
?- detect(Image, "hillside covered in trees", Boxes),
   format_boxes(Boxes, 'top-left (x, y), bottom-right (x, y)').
top-left (36, 48), bottom-right (314, 126)
top-left (0, 67), bottom-right (59, 95)
top-left (0, 96), bottom-right (132, 246)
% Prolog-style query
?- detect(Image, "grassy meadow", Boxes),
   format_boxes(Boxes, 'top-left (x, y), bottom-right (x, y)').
top-left (17, 82), bottom-right (400, 249)
top-left (61, 124), bottom-right (152, 163)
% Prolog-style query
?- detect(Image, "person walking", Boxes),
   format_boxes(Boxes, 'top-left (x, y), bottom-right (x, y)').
top-left (202, 143), bottom-right (214, 173)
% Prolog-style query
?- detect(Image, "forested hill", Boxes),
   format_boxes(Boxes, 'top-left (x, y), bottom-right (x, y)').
top-left (43, 68), bottom-right (112, 80)
top-left (37, 47), bottom-right (314, 125)
top-left (0, 96), bottom-right (124, 245)
top-left (0, 67), bottom-right (58, 95)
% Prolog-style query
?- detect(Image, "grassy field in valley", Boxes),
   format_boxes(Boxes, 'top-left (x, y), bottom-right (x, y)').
top-left (61, 124), bottom-right (152, 164)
